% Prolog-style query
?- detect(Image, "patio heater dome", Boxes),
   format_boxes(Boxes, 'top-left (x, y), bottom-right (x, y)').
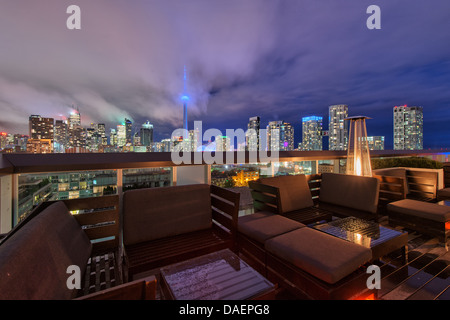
top-left (345, 116), bottom-right (372, 177)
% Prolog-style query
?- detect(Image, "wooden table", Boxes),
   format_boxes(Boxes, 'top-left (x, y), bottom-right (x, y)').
top-left (312, 217), bottom-right (409, 262)
top-left (160, 249), bottom-right (275, 300)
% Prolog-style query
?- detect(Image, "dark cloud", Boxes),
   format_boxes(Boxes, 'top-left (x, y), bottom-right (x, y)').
top-left (0, 0), bottom-right (449, 148)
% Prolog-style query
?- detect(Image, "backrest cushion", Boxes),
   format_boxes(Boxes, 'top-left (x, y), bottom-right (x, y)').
top-left (123, 184), bottom-right (212, 246)
top-left (0, 201), bottom-right (92, 299)
top-left (319, 173), bottom-right (380, 214)
top-left (259, 175), bottom-right (314, 213)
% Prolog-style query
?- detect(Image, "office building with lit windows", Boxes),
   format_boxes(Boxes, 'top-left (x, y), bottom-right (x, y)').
top-left (393, 105), bottom-right (423, 150)
top-left (301, 116), bottom-right (323, 151)
top-left (328, 105), bottom-right (348, 150)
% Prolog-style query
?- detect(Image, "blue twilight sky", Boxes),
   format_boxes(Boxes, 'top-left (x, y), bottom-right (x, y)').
top-left (0, 0), bottom-right (449, 149)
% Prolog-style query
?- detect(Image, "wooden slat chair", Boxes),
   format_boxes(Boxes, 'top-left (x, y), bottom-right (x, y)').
top-left (248, 174), bottom-right (332, 225)
top-left (437, 164), bottom-right (450, 201)
top-left (373, 175), bottom-right (407, 215)
top-left (30, 195), bottom-right (123, 296)
top-left (122, 184), bottom-right (240, 281)
top-left (0, 195), bottom-right (156, 300)
top-left (405, 169), bottom-right (439, 202)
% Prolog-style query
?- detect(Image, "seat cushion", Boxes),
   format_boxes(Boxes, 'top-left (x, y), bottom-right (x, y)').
top-left (319, 173), bottom-right (380, 214)
top-left (437, 187), bottom-right (450, 199)
top-left (238, 211), bottom-right (305, 244)
top-left (265, 228), bottom-right (372, 284)
top-left (387, 199), bottom-right (450, 222)
top-left (259, 175), bottom-right (314, 213)
top-left (0, 201), bottom-right (92, 299)
top-left (123, 184), bottom-right (212, 246)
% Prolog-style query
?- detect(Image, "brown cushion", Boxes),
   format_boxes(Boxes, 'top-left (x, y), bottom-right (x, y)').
top-left (123, 184), bottom-right (212, 246)
top-left (437, 187), bottom-right (450, 199)
top-left (259, 175), bottom-right (314, 213)
top-left (387, 199), bottom-right (450, 222)
top-left (238, 211), bottom-right (305, 244)
top-left (0, 202), bottom-right (92, 299)
top-left (319, 173), bottom-right (380, 214)
top-left (265, 228), bottom-right (372, 284)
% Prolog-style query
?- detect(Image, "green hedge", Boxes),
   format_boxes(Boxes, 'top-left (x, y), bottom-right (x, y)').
top-left (372, 157), bottom-right (443, 170)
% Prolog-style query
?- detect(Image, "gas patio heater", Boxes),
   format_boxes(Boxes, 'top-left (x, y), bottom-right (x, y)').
top-left (345, 116), bottom-right (372, 177)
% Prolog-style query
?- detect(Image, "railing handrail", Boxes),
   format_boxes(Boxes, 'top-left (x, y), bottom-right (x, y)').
top-left (1, 149), bottom-right (447, 174)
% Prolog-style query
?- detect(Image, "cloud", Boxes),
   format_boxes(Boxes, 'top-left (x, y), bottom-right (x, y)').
top-left (0, 0), bottom-right (449, 148)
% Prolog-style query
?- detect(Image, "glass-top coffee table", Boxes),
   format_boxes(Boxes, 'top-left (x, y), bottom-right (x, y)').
top-left (312, 217), bottom-right (408, 262)
top-left (160, 249), bottom-right (275, 300)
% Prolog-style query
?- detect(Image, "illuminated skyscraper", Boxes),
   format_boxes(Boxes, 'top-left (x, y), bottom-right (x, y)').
top-left (246, 116), bottom-right (260, 151)
top-left (301, 116), bottom-right (323, 151)
top-left (393, 105), bottom-right (423, 150)
top-left (68, 108), bottom-right (84, 148)
top-left (29, 115), bottom-right (54, 142)
top-left (328, 105), bottom-right (348, 150)
top-left (125, 118), bottom-right (133, 144)
top-left (266, 121), bottom-right (294, 151)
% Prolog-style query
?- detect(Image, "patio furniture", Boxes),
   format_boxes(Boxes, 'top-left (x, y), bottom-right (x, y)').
top-left (122, 184), bottom-right (240, 281)
top-left (248, 174), bottom-right (332, 225)
top-left (265, 227), bottom-right (373, 300)
top-left (312, 216), bottom-right (408, 262)
top-left (237, 211), bottom-right (305, 274)
top-left (374, 168), bottom-right (439, 202)
top-left (437, 163), bottom-right (450, 201)
top-left (0, 196), bottom-right (154, 299)
top-left (387, 199), bottom-right (450, 244)
top-left (373, 174), bottom-right (407, 215)
top-left (236, 212), bottom-right (375, 299)
top-left (160, 249), bottom-right (275, 300)
top-left (317, 173), bottom-right (380, 221)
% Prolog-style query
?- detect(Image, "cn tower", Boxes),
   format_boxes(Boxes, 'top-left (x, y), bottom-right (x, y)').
top-left (181, 66), bottom-right (189, 133)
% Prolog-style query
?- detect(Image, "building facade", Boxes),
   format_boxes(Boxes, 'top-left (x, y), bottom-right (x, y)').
top-left (394, 105), bottom-right (423, 150)
top-left (328, 105), bottom-right (348, 150)
top-left (246, 116), bottom-right (260, 151)
top-left (266, 121), bottom-right (294, 151)
top-left (301, 116), bottom-right (323, 151)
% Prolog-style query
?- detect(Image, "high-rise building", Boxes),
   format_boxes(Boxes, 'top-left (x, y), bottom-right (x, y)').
top-left (117, 124), bottom-right (126, 147)
top-left (328, 105), bottom-right (348, 150)
top-left (394, 105), bottom-right (423, 150)
top-left (246, 116), bottom-right (260, 151)
top-left (266, 121), bottom-right (294, 151)
top-left (125, 118), bottom-right (133, 144)
top-left (54, 120), bottom-right (68, 152)
top-left (367, 136), bottom-right (385, 150)
top-left (215, 136), bottom-right (231, 152)
top-left (140, 121), bottom-right (154, 147)
top-left (68, 108), bottom-right (84, 148)
top-left (29, 115), bottom-right (54, 142)
top-left (301, 116), bottom-right (323, 151)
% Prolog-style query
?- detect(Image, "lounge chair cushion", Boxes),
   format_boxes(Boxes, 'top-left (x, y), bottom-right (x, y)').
top-left (123, 184), bottom-right (212, 246)
top-left (0, 201), bottom-right (92, 299)
top-left (238, 211), bottom-right (305, 244)
top-left (387, 199), bottom-right (450, 222)
top-left (437, 187), bottom-right (450, 200)
top-left (259, 175), bottom-right (314, 213)
top-left (265, 228), bottom-right (372, 284)
top-left (319, 173), bottom-right (380, 214)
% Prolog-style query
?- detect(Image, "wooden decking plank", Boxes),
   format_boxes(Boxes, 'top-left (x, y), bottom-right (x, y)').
top-left (407, 264), bottom-right (450, 300)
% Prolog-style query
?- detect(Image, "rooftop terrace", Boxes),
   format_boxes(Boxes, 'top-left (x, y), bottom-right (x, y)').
top-left (0, 150), bottom-right (448, 301)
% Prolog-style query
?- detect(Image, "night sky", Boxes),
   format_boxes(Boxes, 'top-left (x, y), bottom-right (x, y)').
top-left (1, 0), bottom-right (450, 149)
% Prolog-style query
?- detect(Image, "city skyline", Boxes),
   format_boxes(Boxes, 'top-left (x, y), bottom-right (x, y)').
top-left (1, 1), bottom-right (450, 149)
